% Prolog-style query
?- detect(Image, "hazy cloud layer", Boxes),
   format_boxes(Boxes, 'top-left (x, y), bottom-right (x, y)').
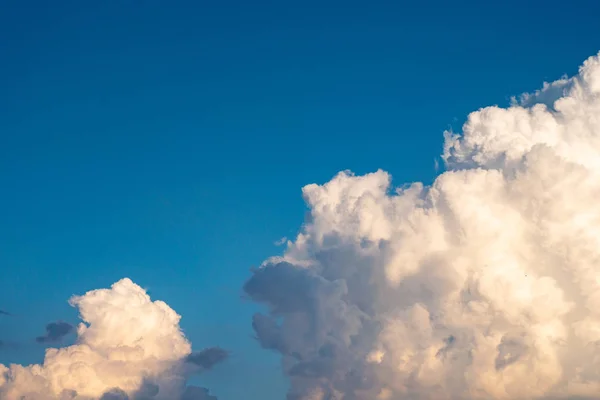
top-left (0, 279), bottom-right (225, 400)
top-left (245, 51), bottom-right (600, 399)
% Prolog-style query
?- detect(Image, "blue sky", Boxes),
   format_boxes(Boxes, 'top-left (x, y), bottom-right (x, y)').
top-left (1, 1), bottom-right (599, 398)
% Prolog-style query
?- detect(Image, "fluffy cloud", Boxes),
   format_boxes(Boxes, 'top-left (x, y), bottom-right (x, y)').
top-left (0, 278), bottom-right (225, 400)
top-left (245, 51), bottom-right (600, 399)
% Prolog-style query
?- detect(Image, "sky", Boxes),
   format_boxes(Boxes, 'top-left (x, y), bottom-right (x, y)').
top-left (2, 1), bottom-right (600, 399)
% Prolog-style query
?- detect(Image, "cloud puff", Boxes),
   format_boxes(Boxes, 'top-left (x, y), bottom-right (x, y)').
top-left (185, 347), bottom-right (229, 371)
top-left (245, 51), bottom-right (600, 399)
top-left (0, 278), bottom-right (225, 400)
top-left (35, 321), bottom-right (75, 344)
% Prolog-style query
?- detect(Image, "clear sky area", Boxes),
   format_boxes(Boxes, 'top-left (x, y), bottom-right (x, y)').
top-left (2, 1), bottom-right (600, 399)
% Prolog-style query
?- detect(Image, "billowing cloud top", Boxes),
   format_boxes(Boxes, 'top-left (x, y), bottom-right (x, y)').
top-left (245, 51), bottom-right (600, 399)
top-left (0, 278), bottom-right (225, 400)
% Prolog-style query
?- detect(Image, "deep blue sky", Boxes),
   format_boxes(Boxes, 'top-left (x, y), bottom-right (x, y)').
top-left (1, 1), bottom-right (599, 398)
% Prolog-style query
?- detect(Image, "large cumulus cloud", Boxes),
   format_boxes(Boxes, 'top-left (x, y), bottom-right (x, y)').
top-left (244, 51), bottom-right (600, 399)
top-left (0, 278), bottom-right (225, 400)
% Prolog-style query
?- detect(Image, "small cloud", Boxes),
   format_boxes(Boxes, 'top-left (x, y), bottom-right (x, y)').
top-left (36, 321), bottom-right (75, 344)
top-left (0, 310), bottom-right (12, 316)
top-left (185, 347), bottom-right (229, 370)
top-left (182, 386), bottom-right (218, 400)
top-left (274, 237), bottom-right (288, 246)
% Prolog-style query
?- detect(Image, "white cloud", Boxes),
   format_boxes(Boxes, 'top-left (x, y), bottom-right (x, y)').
top-left (245, 51), bottom-right (600, 399)
top-left (0, 278), bottom-right (224, 400)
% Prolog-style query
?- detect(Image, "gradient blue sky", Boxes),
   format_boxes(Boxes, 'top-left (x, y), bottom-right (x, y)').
top-left (1, 1), bottom-right (599, 398)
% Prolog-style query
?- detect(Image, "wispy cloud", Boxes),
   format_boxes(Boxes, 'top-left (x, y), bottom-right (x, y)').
top-left (274, 237), bottom-right (288, 246)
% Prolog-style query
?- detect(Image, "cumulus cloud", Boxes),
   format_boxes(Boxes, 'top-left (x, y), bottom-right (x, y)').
top-left (0, 278), bottom-right (225, 400)
top-left (35, 321), bottom-right (75, 344)
top-left (244, 51), bottom-right (600, 399)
